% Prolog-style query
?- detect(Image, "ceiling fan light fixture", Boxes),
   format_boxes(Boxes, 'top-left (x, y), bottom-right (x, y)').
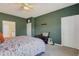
top-left (22, 3), bottom-right (33, 10)
top-left (23, 6), bottom-right (30, 10)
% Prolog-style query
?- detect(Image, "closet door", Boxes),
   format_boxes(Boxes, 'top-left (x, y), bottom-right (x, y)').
top-left (76, 15), bottom-right (79, 49)
top-left (61, 15), bottom-right (77, 49)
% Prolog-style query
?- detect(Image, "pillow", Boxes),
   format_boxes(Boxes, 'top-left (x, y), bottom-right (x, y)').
top-left (42, 32), bottom-right (48, 37)
top-left (0, 32), bottom-right (4, 44)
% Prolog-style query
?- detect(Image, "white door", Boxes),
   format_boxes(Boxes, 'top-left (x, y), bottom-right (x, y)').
top-left (27, 23), bottom-right (32, 36)
top-left (3, 21), bottom-right (16, 38)
top-left (61, 15), bottom-right (77, 49)
top-left (76, 15), bottom-right (79, 49)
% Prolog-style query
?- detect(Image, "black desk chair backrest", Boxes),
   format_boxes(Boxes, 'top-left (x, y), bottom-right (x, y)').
top-left (42, 32), bottom-right (50, 38)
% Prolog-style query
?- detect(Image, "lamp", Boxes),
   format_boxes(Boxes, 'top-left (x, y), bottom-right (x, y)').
top-left (27, 19), bottom-right (31, 23)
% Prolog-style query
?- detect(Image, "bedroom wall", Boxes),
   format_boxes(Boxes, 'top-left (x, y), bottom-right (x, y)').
top-left (0, 12), bottom-right (27, 36)
top-left (31, 17), bottom-right (36, 36)
top-left (35, 4), bottom-right (79, 44)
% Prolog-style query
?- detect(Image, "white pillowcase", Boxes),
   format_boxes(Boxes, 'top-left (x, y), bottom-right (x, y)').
top-left (42, 33), bottom-right (48, 36)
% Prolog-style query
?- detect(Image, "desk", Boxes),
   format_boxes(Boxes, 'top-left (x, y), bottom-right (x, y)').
top-left (34, 35), bottom-right (48, 44)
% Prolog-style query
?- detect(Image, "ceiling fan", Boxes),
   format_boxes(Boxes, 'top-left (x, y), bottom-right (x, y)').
top-left (21, 3), bottom-right (33, 10)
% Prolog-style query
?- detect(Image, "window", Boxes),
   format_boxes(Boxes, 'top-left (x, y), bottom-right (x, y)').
top-left (2, 21), bottom-right (16, 38)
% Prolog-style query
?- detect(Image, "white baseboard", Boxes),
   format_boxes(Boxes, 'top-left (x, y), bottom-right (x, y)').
top-left (54, 43), bottom-right (62, 46)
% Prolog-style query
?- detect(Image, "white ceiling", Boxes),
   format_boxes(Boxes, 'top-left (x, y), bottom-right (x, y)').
top-left (0, 3), bottom-right (75, 18)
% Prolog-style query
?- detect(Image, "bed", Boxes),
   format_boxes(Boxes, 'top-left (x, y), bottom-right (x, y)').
top-left (0, 36), bottom-right (45, 56)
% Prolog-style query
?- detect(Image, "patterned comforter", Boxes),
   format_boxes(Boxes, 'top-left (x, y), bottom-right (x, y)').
top-left (0, 36), bottom-right (45, 56)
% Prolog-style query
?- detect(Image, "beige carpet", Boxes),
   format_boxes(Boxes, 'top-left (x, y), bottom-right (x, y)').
top-left (41, 44), bottom-right (79, 56)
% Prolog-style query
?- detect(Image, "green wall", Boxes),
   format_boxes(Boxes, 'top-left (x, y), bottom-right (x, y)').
top-left (35, 4), bottom-right (79, 44)
top-left (0, 12), bottom-right (27, 36)
top-left (31, 17), bottom-right (36, 36)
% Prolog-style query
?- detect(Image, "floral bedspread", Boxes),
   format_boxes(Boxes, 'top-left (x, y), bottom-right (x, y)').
top-left (0, 36), bottom-right (45, 56)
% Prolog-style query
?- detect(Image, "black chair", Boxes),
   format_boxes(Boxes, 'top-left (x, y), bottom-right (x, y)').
top-left (35, 32), bottom-right (50, 44)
